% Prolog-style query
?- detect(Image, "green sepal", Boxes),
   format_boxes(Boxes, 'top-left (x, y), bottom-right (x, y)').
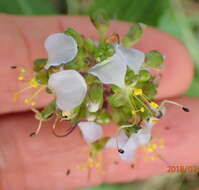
top-left (33, 58), bottom-right (47, 72)
top-left (84, 73), bottom-right (100, 85)
top-left (40, 100), bottom-right (56, 120)
top-left (35, 70), bottom-right (49, 85)
top-left (64, 28), bottom-right (84, 48)
top-left (122, 23), bottom-right (144, 48)
top-left (142, 50), bottom-right (164, 69)
top-left (96, 109), bottom-right (110, 124)
top-left (84, 39), bottom-right (95, 54)
top-left (91, 137), bottom-right (109, 152)
top-left (45, 87), bottom-right (53, 94)
top-left (108, 92), bottom-right (127, 107)
top-left (111, 106), bottom-right (132, 125)
top-left (135, 80), bottom-right (157, 99)
top-left (125, 68), bottom-right (137, 85)
top-left (88, 84), bottom-right (103, 105)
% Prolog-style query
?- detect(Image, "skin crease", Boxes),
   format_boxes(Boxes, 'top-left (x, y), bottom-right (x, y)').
top-left (0, 15), bottom-right (197, 189)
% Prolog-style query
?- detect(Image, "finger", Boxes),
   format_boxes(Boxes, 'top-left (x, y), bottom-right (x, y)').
top-left (0, 96), bottom-right (198, 189)
top-left (0, 15), bottom-right (193, 115)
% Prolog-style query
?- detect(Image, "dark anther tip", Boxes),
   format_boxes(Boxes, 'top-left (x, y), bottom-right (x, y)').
top-left (11, 65), bottom-right (17, 69)
top-left (29, 132), bottom-right (36, 137)
top-left (182, 107), bottom-right (190, 112)
top-left (118, 149), bottom-right (124, 154)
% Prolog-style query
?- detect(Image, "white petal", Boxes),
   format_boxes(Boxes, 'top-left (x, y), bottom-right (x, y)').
top-left (45, 33), bottom-right (78, 69)
top-left (78, 122), bottom-right (103, 143)
top-left (105, 130), bottom-right (128, 149)
top-left (134, 128), bottom-right (151, 145)
top-left (48, 70), bottom-right (87, 112)
top-left (88, 49), bottom-right (127, 88)
top-left (118, 45), bottom-right (145, 74)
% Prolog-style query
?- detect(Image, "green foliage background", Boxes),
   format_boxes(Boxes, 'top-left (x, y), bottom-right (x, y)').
top-left (1, 0), bottom-right (199, 189)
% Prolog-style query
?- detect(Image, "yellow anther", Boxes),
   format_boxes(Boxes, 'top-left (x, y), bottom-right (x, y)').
top-left (29, 78), bottom-right (39, 88)
top-left (20, 68), bottom-right (27, 73)
top-left (150, 101), bottom-right (159, 109)
top-left (132, 110), bottom-right (136, 115)
top-left (147, 148), bottom-right (154, 152)
top-left (140, 107), bottom-right (145, 112)
top-left (24, 98), bottom-right (29, 104)
top-left (18, 76), bottom-right (24, 81)
top-left (151, 143), bottom-right (157, 150)
top-left (133, 88), bottom-right (143, 96)
top-left (152, 119), bottom-right (158, 124)
top-left (62, 111), bottom-right (70, 117)
top-left (31, 101), bottom-right (36, 106)
top-left (95, 162), bottom-right (101, 168)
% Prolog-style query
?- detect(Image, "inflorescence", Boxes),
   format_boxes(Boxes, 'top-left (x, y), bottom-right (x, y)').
top-left (14, 11), bottom-right (189, 163)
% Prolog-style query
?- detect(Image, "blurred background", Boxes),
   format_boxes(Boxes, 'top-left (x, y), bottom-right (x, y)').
top-left (1, 0), bottom-right (199, 189)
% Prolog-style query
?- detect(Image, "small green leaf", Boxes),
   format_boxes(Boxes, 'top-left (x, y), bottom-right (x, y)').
top-left (122, 23), bottom-right (144, 47)
top-left (142, 50), bottom-right (164, 69)
top-left (41, 100), bottom-right (56, 120)
top-left (33, 58), bottom-right (47, 72)
top-left (35, 70), bottom-right (49, 85)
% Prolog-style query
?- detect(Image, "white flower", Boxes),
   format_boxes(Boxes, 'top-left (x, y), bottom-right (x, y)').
top-left (89, 47), bottom-right (127, 88)
top-left (106, 117), bottom-right (159, 162)
top-left (88, 44), bottom-right (145, 88)
top-left (44, 33), bottom-right (78, 69)
top-left (78, 121), bottom-right (103, 143)
top-left (48, 70), bottom-right (87, 112)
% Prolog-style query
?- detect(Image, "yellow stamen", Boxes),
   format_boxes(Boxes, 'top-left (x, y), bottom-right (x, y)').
top-left (25, 86), bottom-right (46, 104)
top-left (133, 88), bottom-right (143, 96)
top-left (18, 76), bottom-right (24, 81)
top-left (20, 68), bottom-right (27, 73)
top-left (24, 98), bottom-right (29, 104)
top-left (31, 101), bottom-right (36, 106)
top-left (140, 107), bottom-right (145, 112)
top-left (150, 101), bottom-right (159, 109)
top-left (29, 78), bottom-right (39, 88)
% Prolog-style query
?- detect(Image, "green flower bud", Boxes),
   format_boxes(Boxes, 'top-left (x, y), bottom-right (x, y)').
top-left (138, 70), bottom-right (151, 81)
top-left (33, 58), bottom-right (47, 72)
top-left (122, 23), bottom-right (144, 48)
top-left (87, 84), bottom-right (104, 112)
top-left (142, 50), bottom-right (164, 69)
top-left (90, 10), bottom-right (109, 42)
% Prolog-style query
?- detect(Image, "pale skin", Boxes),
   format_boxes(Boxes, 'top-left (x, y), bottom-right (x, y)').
top-left (0, 14), bottom-right (198, 190)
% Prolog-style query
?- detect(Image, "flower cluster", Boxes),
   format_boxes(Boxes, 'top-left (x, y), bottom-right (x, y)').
top-left (14, 12), bottom-right (189, 162)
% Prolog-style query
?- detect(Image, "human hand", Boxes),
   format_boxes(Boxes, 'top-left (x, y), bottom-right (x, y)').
top-left (0, 14), bottom-right (197, 190)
